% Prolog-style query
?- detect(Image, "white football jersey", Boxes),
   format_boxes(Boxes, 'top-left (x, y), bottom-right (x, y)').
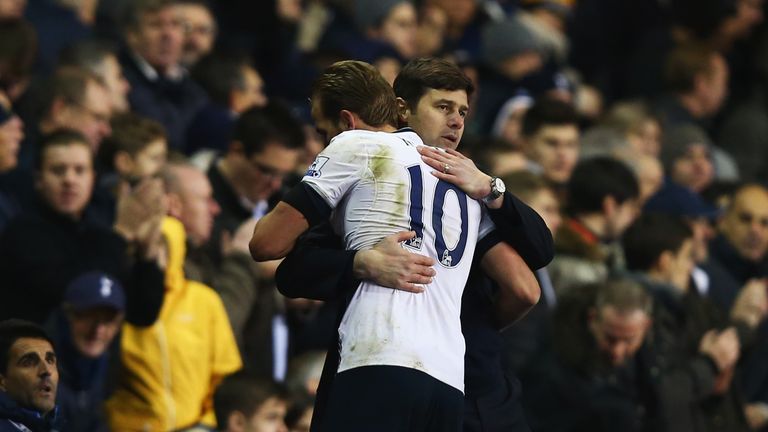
top-left (302, 129), bottom-right (493, 392)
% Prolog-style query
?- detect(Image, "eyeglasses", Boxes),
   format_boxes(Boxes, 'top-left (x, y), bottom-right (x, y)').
top-left (183, 21), bottom-right (216, 37)
top-left (250, 159), bottom-right (293, 180)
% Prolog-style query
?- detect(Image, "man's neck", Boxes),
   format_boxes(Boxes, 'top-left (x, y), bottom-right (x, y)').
top-left (575, 214), bottom-right (606, 241)
top-left (130, 51), bottom-right (183, 81)
top-left (646, 270), bottom-right (687, 295)
top-left (677, 93), bottom-right (707, 119)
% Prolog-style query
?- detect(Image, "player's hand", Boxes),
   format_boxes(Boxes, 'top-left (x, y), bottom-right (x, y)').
top-left (418, 146), bottom-right (492, 201)
top-left (353, 231), bottom-right (436, 293)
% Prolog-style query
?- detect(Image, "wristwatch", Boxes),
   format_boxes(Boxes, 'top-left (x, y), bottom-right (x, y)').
top-left (482, 177), bottom-right (505, 204)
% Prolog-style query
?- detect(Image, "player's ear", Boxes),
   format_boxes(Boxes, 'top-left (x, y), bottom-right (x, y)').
top-left (228, 140), bottom-right (245, 155)
top-left (339, 109), bottom-right (355, 131)
top-left (396, 97), bottom-right (410, 123)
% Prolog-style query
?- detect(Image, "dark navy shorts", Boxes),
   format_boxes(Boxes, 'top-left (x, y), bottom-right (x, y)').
top-left (318, 365), bottom-right (464, 432)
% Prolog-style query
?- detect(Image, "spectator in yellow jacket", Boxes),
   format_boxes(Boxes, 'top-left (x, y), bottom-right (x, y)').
top-left (106, 216), bottom-right (242, 431)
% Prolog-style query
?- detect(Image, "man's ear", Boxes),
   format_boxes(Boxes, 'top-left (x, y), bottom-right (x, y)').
top-left (228, 140), bottom-right (245, 156)
top-left (656, 250), bottom-right (673, 274)
top-left (587, 306), bottom-right (597, 325)
top-left (114, 151), bottom-right (134, 177)
top-left (396, 97), bottom-right (410, 124)
top-left (227, 410), bottom-right (247, 432)
top-left (602, 195), bottom-right (617, 218)
top-left (48, 98), bottom-right (69, 124)
top-left (0, 373), bottom-right (6, 391)
top-left (339, 109), bottom-right (356, 131)
top-left (643, 316), bottom-right (652, 332)
top-left (166, 192), bottom-right (183, 219)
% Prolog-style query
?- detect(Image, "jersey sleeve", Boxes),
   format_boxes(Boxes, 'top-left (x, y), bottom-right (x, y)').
top-left (302, 133), bottom-right (369, 208)
top-left (475, 207), bottom-right (501, 258)
top-left (478, 206), bottom-right (496, 241)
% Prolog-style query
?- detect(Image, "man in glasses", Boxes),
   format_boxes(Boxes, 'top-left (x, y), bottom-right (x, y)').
top-left (208, 103), bottom-right (304, 243)
top-left (176, 0), bottom-right (217, 68)
top-left (205, 103), bottom-right (304, 379)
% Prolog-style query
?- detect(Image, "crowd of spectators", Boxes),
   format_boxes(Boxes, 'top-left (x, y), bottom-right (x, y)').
top-left (1, 0), bottom-right (768, 431)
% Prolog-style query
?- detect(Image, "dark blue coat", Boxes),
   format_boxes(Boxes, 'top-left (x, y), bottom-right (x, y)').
top-left (119, 50), bottom-right (208, 152)
top-left (0, 392), bottom-right (60, 432)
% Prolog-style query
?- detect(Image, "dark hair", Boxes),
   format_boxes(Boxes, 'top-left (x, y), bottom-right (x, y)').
top-left (566, 156), bottom-right (639, 215)
top-left (36, 129), bottom-right (92, 171)
top-left (123, 0), bottom-right (178, 31)
top-left (214, 371), bottom-right (288, 428)
top-left (233, 102), bottom-right (305, 156)
top-left (58, 39), bottom-right (118, 76)
top-left (284, 393), bottom-right (314, 430)
top-left (594, 277), bottom-right (652, 316)
top-left (40, 67), bottom-right (104, 120)
top-left (521, 97), bottom-right (578, 137)
top-left (393, 58), bottom-right (474, 111)
top-left (0, 20), bottom-right (37, 92)
top-left (0, 319), bottom-right (55, 374)
top-left (98, 112), bottom-right (166, 171)
top-left (311, 60), bottom-right (398, 129)
top-left (623, 212), bottom-right (693, 272)
top-left (664, 42), bottom-right (719, 94)
top-left (192, 51), bottom-right (254, 106)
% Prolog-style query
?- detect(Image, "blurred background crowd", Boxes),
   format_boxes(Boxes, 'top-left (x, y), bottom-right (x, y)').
top-left (1, 0), bottom-right (768, 431)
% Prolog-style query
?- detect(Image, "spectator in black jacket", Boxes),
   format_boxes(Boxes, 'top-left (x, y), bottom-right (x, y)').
top-left (623, 213), bottom-right (752, 432)
top-left (119, 0), bottom-right (207, 151)
top-left (0, 130), bottom-right (165, 326)
top-left (522, 279), bottom-right (655, 432)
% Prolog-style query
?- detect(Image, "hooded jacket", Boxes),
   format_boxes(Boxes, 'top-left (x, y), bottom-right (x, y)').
top-left (105, 217), bottom-right (242, 431)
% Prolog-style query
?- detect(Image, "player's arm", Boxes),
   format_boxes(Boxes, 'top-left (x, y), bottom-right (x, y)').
top-left (250, 177), bottom-right (337, 261)
top-left (249, 201), bottom-right (309, 261)
top-left (252, 135), bottom-right (363, 262)
top-left (418, 146), bottom-right (554, 270)
top-left (480, 241), bottom-right (541, 329)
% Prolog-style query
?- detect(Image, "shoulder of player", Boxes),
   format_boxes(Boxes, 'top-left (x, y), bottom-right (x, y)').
top-left (326, 129), bottom-right (411, 153)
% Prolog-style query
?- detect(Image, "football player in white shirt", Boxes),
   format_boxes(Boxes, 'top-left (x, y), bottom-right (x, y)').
top-left (250, 60), bottom-right (537, 431)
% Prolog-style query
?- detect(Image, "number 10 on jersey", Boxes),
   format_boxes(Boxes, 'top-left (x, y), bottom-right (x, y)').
top-left (404, 165), bottom-right (469, 268)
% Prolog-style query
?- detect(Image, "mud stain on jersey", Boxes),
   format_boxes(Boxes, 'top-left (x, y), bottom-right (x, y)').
top-left (369, 146), bottom-right (394, 180)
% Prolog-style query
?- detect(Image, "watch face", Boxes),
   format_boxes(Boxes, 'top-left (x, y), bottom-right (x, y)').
top-left (494, 178), bottom-right (506, 193)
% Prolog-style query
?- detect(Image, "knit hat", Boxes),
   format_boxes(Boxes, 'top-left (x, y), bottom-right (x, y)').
top-left (660, 123), bottom-right (712, 172)
top-left (354, 0), bottom-right (410, 32)
top-left (644, 180), bottom-right (720, 220)
top-left (482, 17), bottom-right (541, 65)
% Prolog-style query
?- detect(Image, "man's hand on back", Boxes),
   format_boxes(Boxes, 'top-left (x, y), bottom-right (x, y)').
top-left (353, 231), bottom-right (436, 293)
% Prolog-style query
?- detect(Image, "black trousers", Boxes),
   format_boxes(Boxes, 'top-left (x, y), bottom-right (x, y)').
top-left (463, 375), bottom-right (531, 432)
top-left (319, 365), bottom-right (464, 432)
